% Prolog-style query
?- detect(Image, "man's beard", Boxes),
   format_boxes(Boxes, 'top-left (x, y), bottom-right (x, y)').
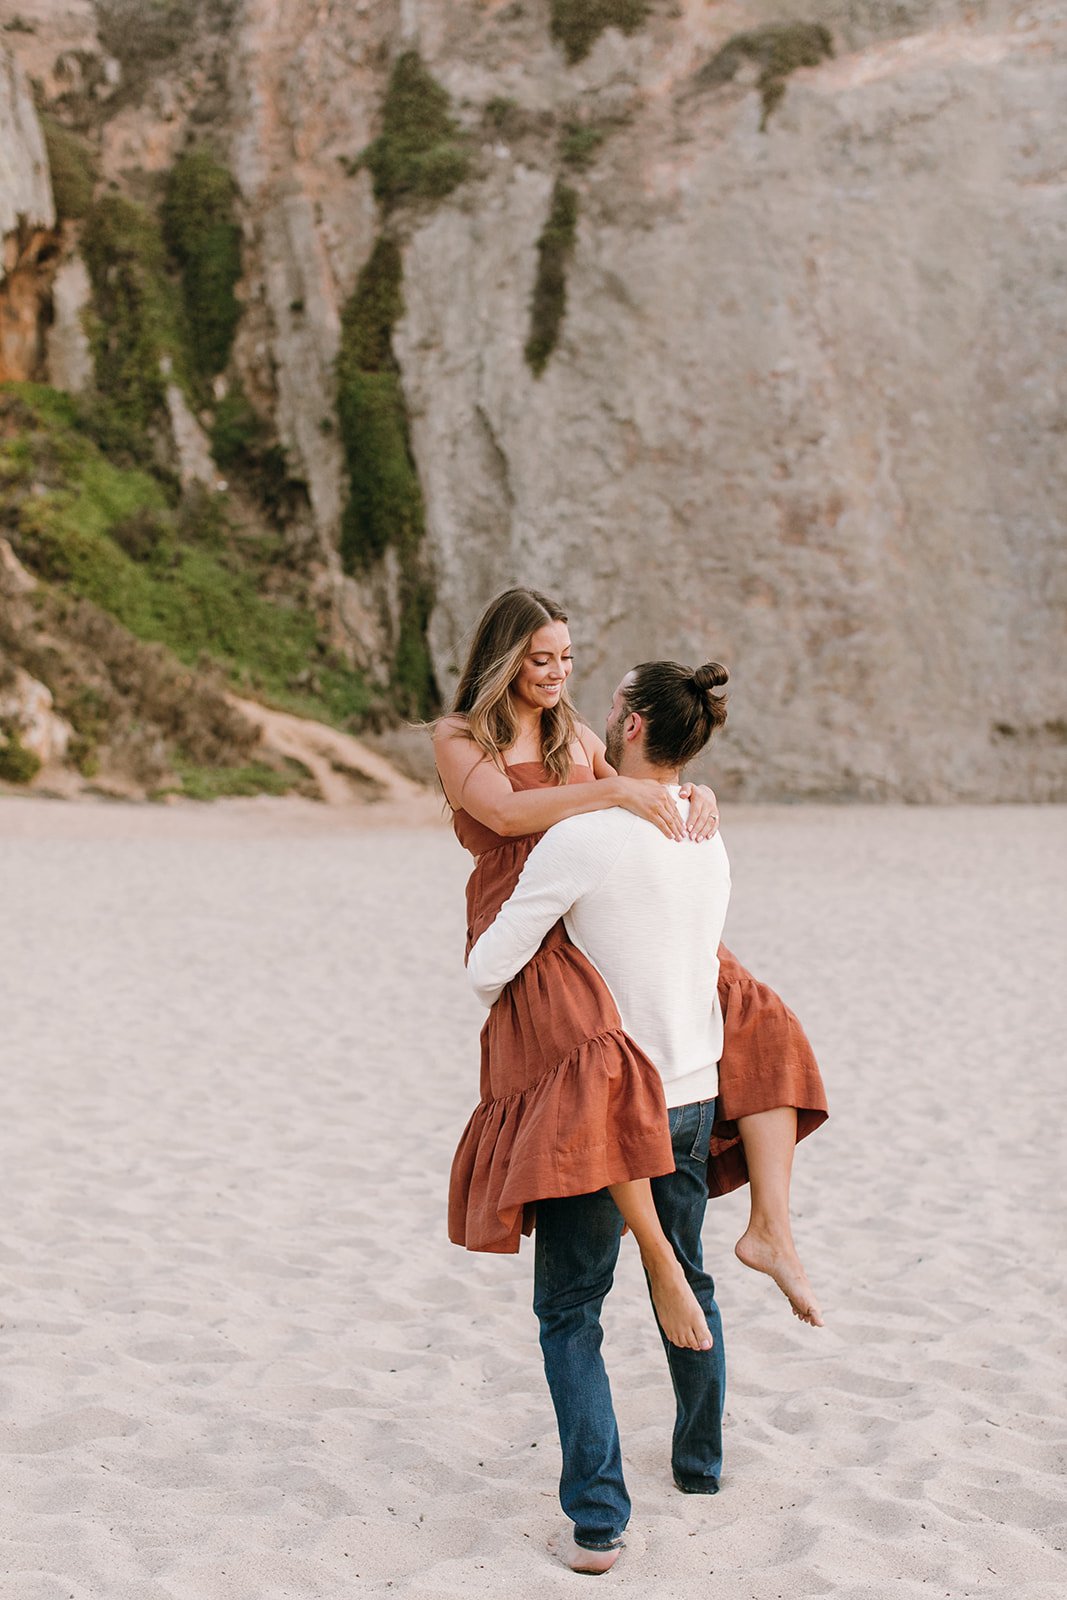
top-left (604, 721), bottom-right (624, 773)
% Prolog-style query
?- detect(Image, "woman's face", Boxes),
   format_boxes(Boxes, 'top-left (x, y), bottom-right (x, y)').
top-left (511, 621), bottom-right (573, 715)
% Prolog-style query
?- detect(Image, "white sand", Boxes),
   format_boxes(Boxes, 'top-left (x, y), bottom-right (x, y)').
top-left (1, 797), bottom-right (1065, 1600)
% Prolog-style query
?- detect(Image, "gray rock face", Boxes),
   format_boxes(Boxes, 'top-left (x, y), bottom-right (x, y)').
top-left (0, 662), bottom-right (71, 765)
top-left (0, 41), bottom-right (57, 385)
top-left (45, 255), bottom-right (93, 392)
top-left (393, 1), bottom-right (1067, 800)
top-left (0, 41), bottom-right (53, 249)
top-left (0, 540), bottom-right (71, 768)
top-left (163, 372), bottom-right (225, 492)
top-left (0, 0), bottom-right (97, 104)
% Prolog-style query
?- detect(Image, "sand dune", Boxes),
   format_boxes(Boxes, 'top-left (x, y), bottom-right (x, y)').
top-left (1, 798), bottom-right (1064, 1599)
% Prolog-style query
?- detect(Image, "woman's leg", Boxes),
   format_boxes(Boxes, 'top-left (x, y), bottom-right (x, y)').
top-left (733, 1107), bottom-right (822, 1326)
top-left (607, 1179), bottom-right (713, 1351)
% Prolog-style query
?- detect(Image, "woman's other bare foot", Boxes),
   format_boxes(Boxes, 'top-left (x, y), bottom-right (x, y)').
top-left (548, 1530), bottom-right (622, 1574)
top-left (643, 1255), bottom-right (714, 1350)
top-left (735, 1227), bottom-right (823, 1326)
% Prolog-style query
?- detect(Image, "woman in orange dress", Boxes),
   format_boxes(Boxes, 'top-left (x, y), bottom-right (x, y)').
top-left (435, 588), bottom-right (827, 1331)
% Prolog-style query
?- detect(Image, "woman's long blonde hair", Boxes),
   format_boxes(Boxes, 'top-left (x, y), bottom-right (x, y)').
top-left (451, 588), bottom-right (581, 784)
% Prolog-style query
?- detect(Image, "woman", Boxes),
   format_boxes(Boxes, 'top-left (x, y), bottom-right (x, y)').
top-left (435, 588), bottom-right (826, 1331)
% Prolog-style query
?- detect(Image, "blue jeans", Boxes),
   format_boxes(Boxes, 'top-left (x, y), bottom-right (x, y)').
top-left (532, 1097), bottom-right (725, 1550)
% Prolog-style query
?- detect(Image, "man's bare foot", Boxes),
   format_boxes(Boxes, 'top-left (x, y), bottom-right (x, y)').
top-left (548, 1530), bottom-right (622, 1574)
top-left (643, 1255), bottom-right (714, 1350)
top-left (735, 1227), bottom-right (823, 1326)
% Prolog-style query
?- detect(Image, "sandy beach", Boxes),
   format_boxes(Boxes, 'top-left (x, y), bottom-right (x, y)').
top-left (1, 797), bottom-right (1065, 1600)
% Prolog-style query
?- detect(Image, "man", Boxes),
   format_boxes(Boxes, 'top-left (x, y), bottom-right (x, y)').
top-left (467, 659), bottom-right (733, 1575)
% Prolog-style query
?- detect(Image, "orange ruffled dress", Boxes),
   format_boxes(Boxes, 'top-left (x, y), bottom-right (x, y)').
top-left (448, 761), bottom-right (828, 1253)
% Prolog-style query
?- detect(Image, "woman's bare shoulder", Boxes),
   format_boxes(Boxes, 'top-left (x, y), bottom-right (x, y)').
top-left (432, 713), bottom-right (469, 745)
top-left (433, 716), bottom-right (479, 807)
top-left (576, 723), bottom-right (606, 762)
top-left (434, 715), bottom-right (502, 781)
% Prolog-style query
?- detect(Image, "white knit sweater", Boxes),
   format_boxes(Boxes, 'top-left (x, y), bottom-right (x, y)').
top-left (467, 791), bottom-right (731, 1108)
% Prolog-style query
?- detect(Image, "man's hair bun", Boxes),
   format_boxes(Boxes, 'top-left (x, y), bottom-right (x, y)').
top-left (622, 657), bottom-right (729, 766)
top-left (692, 662), bottom-right (729, 694)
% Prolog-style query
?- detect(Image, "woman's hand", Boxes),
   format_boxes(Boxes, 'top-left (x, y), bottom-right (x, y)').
top-left (614, 776), bottom-right (687, 841)
top-left (679, 782), bottom-right (720, 842)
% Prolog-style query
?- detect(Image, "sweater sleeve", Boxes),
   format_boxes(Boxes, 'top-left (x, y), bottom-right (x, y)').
top-left (467, 813), bottom-right (630, 1007)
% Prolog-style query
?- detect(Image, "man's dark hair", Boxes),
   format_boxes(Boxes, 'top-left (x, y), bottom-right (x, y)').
top-left (622, 661), bottom-right (729, 768)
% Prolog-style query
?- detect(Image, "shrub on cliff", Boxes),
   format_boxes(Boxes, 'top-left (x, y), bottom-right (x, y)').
top-left (337, 239), bottom-right (418, 571)
top-left (560, 120), bottom-right (608, 171)
top-left (80, 194), bottom-right (186, 448)
top-left (161, 148), bottom-right (242, 379)
top-left (336, 54), bottom-right (452, 719)
top-left (338, 368), bottom-right (423, 572)
top-left (335, 240), bottom-right (437, 718)
top-left (209, 386), bottom-right (293, 520)
top-left (0, 723), bottom-right (41, 784)
top-left (550, 1), bottom-right (649, 65)
top-left (696, 22), bottom-right (834, 128)
top-left (392, 570), bottom-right (436, 725)
top-left (359, 52), bottom-right (468, 209)
top-left (39, 116), bottom-right (97, 220)
top-left (525, 181), bottom-right (579, 377)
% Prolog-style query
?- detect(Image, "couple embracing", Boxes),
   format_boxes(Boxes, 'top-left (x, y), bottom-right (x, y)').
top-left (433, 588), bottom-right (828, 1574)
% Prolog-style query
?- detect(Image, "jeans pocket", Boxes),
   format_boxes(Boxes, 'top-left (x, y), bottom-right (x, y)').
top-left (689, 1098), bottom-right (715, 1162)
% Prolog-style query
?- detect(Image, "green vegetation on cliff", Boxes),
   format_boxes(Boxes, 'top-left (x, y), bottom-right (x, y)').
top-left (0, 572), bottom-right (265, 793)
top-left (560, 120), bottom-right (608, 171)
top-left (1, 102), bottom-right (425, 787)
top-left (336, 240), bottom-right (435, 718)
top-left (39, 116), bottom-right (97, 220)
top-left (0, 385), bottom-right (373, 750)
top-left (0, 724), bottom-right (41, 785)
top-left (337, 238), bottom-right (412, 571)
top-left (79, 147), bottom-right (245, 459)
top-left (697, 23), bottom-right (834, 128)
top-left (338, 356), bottom-right (418, 571)
top-left (359, 52), bottom-right (468, 209)
top-left (525, 180), bottom-right (579, 377)
top-left (79, 162), bottom-right (293, 519)
top-left (80, 194), bottom-right (187, 450)
top-left (160, 757), bottom-right (306, 801)
top-left (209, 385), bottom-right (294, 519)
top-left (161, 147), bottom-right (242, 379)
top-left (550, 1), bottom-right (649, 65)
top-left (334, 50), bottom-right (467, 717)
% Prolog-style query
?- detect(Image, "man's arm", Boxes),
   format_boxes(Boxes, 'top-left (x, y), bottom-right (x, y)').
top-left (467, 815), bottom-right (628, 1006)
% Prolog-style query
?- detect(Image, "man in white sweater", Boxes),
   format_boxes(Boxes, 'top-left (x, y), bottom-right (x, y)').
top-left (467, 659), bottom-right (732, 1574)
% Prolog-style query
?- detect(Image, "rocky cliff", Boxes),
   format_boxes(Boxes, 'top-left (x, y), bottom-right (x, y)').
top-left (1, 0), bottom-right (1064, 799)
top-left (0, 34), bottom-right (51, 236)
top-left (0, 24), bottom-right (55, 383)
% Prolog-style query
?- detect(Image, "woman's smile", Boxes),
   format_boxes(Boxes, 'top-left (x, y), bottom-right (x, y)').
top-left (511, 619), bottom-right (574, 712)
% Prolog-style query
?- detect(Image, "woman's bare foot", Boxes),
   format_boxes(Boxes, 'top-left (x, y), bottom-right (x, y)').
top-left (643, 1255), bottom-right (714, 1350)
top-left (735, 1227), bottom-right (823, 1326)
top-left (548, 1530), bottom-right (622, 1574)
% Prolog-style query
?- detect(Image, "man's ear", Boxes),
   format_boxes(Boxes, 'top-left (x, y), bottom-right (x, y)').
top-left (625, 712), bottom-right (642, 744)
